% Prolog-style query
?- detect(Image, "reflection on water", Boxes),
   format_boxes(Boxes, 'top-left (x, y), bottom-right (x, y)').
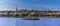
top-left (0, 17), bottom-right (60, 26)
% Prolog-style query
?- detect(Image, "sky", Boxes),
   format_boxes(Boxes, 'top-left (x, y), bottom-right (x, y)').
top-left (0, 0), bottom-right (60, 11)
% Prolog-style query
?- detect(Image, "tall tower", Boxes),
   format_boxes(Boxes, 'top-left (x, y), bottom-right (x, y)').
top-left (16, 6), bottom-right (18, 11)
top-left (16, 6), bottom-right (19, 16)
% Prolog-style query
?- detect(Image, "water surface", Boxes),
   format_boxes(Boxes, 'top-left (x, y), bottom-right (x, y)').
top-left (0, 17), bottom-right (60, 26)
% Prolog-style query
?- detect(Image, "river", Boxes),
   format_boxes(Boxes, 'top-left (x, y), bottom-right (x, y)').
top-left (0, 17), bottom-right (60, 26)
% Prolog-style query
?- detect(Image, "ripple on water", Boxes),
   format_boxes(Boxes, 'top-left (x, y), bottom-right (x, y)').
top-left (0, 17), bottom-right (60, 26)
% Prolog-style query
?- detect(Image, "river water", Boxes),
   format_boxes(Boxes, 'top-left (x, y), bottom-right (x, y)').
top-left (0, 17), bottom-right (60, 26)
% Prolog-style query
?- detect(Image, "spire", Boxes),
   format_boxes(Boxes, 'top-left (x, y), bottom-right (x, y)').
top-left (16, 6), bottom-right (18, 11)
top-left (7, 9), bottom-right (8, 11)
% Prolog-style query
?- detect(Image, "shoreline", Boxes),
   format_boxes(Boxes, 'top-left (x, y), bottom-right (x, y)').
top-left (0, 15), bottom-right (60, 18)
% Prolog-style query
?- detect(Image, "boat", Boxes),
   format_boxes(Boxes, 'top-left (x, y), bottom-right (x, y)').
top-left (22, 17), bottom-right (39, 20)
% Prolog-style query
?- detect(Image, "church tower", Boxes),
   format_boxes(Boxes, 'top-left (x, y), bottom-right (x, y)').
top-left (16, 6), bottom-right (18, 11)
